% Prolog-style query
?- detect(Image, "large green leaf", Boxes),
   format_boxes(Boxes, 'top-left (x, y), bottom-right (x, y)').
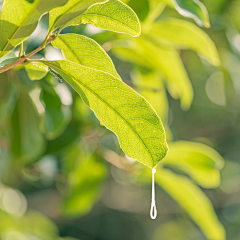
top-left (0, 0), bottom-right (68, 58)
top-left (51, 33), bottom-right (119, 77)
top-left (38, 60), bottom-right (168, 168)
top-left (10, 91), bottom-right (45, 163)
top-left (156, 168), bottom-right (226, 240)
top-left (161, 141), bottom-right (224, 188)
top-left (78, 0), bottom-right (141, 37)
top-left (160, 0), bottom-right (210, 27)
top-left (150, 18), bottom-right (219, 66)
top-left (48, 0), bottom-right (107, 32)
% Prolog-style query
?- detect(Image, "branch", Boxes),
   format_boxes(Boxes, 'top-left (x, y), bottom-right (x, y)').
top-left (0, 36), bottom-right (55, 74)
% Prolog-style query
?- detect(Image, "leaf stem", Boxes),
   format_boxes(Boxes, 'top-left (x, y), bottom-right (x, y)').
top-left (19, 42), bottom-right (24, 57)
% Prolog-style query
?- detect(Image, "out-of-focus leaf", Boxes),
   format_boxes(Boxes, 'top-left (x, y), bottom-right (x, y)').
top-left (128, 0), bottom-right (149, 22)
top-left (153, 218), bottom-right (202, 240)
top-left (52, 33), bottom-right (119, 77)
top-left (0, 210), bottom-right (59, 240)
top-left (63, 153), bottom-right (106, 217)
top-left (161, 141), bottom-right (224, 188)
top-left (0, 57), bottom-right (18, 68)
top-left (78, 0), bottom-right (141, 37)
top-left (48, 0), bottom-right (106, 32)
top-left (25, 62), bottom-right (48, 80)
top-left (0, 0), bottom-right (68, 58)
top-left (40, 83), bottom-right (71, 140)
top-left (10, 91), bottom-right (45, 163)
top-left (160, 0), bottom-right (210, 27)
top-left (150, 18), bottom-right (219, 66)
top-left (136, 38), bottom-right (194, 110)
top-left (155, 168), bottom-right (226, 240)
top-left (39, 60), bottom-right (168, 168)
top-left (112, 38), bottom-right (193, 110)
top-left (131, 70), bottom-right (168, 123)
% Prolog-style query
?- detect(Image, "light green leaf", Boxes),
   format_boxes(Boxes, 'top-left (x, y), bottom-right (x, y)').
top-left (25, 62), bottom-right (48, 80)
top-left (131, 70), bottom-right (168, 124)
top-left (160, 0), bottom-right (210, 27)
top-left (51, 33), bottom-right (119, 77)
top-left (48, 0), bottom-right (107, 32)
top-left (136, 38), bottom-right (194, 110)
top-left (0, 0), bottom-right (68, 58)
top-left (78, 0), bottom-right (141, 37)
top-left (161, 141), bottom-right (224, 188)
top-left (10, 91), bottom-right (45, 163)
top-left (156, 168), bottom-right (226, 240)
top-left (150, 18), bottom-right (219, 66)
top-left (39, 60), bottom-right (168, 168)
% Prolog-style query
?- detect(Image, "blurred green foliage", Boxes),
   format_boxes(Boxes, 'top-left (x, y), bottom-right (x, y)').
top-left (0, 0), bottom-right (240, 239)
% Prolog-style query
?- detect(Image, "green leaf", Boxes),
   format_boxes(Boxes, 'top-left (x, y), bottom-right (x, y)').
top-left (40, 83), bottom-right (71, 140)
top-left (48, 0), bottom-right (107, 32)
top-left (51, 33), bottom-right (119, 77)
top-left (156, 168), bottom-right (226, 240)
top-left (25, 62), bottom-right (48, 80)
top-left (150, 18), bottom-right (219, 66)
top-left (39, 60), bottom-right (168, 168)
top-left (161, 0), bottom-right (210, 27)
top-left (0, 57), bottom-right (18, 68)
top-left (136, 38), bottom-right (194, 110)
top-left (0, 0), bottom-right (68, 58)
top-left (63, 152), bottom-right (106, 217)
top-left (161, 141), bottom-right (224, 188)
top-left (131, 70), bottom-right (168, 124)
top-left (10, 91), bottom-right (45, 163)
top-left (78, 0), bottom-right (141, 37)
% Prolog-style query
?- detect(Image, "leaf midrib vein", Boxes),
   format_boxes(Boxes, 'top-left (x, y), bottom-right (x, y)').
top-left (81, 13), bottom-right (138, 34)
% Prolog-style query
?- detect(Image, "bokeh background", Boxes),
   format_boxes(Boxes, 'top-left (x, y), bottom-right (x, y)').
top-left (0, 0), bottom-right (240, 239)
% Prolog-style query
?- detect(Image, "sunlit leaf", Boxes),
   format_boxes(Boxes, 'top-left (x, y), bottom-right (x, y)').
top-left (160, 0), bottom-right (210, 27)
top-left (156, 168), bottom-right (226, 240)
top-left (0, 0), bottom-right (68, 58)
top-left (25, 62), bottom-right (48, 80)
top-left (78, 0), bottom-right (141, 36)
top-left (150, 18), bottom-right (219, 66)
top-left (48, 0), bottom-right (106, 32)
top-left (38, 60), bottom-right (168, 168)
top-left (131, 70), bottom-right (168, 123)
top-left (135, 38), bottom-right (194, 110)
top-left (161, 141), bottom-right (225, 188)
top-left (51, 33), bottom-right (119, 77)
top-left (10, 90), bottom-right (45, 163)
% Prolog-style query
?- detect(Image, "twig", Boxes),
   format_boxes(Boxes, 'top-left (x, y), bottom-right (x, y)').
top-left (0, 35), bottom-right (55, 74)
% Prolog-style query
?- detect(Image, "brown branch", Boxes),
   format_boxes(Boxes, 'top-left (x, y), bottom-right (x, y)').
top-left (0, 36), bottom-right (55, 74)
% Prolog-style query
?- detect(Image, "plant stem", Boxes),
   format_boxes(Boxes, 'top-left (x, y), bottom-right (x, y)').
top-left (19, 42), bottom-right (24, 57)
top-left (0, 36), bottom-right (54, 74)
